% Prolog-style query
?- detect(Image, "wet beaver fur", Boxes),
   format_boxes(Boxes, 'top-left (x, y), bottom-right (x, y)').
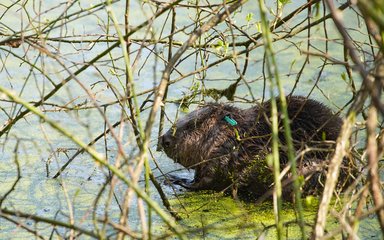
top-left (160, 96), bottom-right (354, 200)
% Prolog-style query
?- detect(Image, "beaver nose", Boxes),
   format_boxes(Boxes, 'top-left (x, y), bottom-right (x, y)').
top-left (161, 133), bottom-right (172, 149)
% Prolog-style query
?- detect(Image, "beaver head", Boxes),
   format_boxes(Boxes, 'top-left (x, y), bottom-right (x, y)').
top-left (159, 104), bottom-right (243, 169)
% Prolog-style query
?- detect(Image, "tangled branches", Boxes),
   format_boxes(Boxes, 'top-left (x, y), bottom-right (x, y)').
top-left (0, 0), bottom-right (383, 239)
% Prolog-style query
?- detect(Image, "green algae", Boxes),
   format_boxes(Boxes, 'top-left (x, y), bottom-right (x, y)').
top-left (168, 191), bottom-right (340, 239)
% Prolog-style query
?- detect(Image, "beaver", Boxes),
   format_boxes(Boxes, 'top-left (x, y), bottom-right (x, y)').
top-left (159, 96), bottom-right (354, 200)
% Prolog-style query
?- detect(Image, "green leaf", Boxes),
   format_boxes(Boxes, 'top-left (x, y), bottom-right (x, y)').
top-left (234, 128), bottom-right (241, 141)
top-left (190, 81), bottom-right (200, 92)
top-left (246, 13), bottom-right (254, 22)
top-left (255, 22), bottom-right (262, 33)
top-left (341, 72), bottom-right (347, 81)
top-left (322, 131), bottom-right (326, 141)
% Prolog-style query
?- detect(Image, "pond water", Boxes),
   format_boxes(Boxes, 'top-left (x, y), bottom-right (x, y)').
top-left (0, 0), bottom-right (380, 239)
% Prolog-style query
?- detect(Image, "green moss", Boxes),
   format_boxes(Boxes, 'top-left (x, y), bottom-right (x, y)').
top-left (167, 192), bottom-right (342, 239)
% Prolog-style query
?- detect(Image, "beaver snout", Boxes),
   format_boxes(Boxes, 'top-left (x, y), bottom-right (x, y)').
top-left (159, 131), bottom-right (174, 150)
